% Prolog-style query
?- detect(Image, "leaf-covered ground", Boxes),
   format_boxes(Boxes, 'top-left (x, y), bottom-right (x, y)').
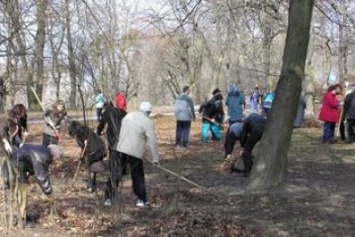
top-left (1, 115), bottom-right (355, 237)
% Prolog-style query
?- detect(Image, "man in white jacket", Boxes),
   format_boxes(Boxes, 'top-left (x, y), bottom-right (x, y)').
top-left (104, 101), bottom-right (159, 207)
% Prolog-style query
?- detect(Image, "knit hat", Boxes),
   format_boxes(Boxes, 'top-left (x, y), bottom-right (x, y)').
top-left (139, 101), bottom-right (152, 112)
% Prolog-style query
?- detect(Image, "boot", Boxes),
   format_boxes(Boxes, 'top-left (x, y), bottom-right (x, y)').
top-left (87, 172), bottom-right (96, 193)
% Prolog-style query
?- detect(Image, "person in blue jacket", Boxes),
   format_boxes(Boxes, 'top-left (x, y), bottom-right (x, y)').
top-left (226, 84), bottom-right (245, 126)
top-left (263, 91), bottom-right (275, 118)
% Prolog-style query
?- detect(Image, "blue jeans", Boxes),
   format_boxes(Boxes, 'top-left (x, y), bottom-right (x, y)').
top-left (176, 121), bottom-right (191, 147)
top-left (201, 122), bottom-right (221, 142)
top-left (322, 122), bottom-right (335, 142)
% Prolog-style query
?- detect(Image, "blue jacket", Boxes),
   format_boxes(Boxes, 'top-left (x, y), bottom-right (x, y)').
top-left (263, 92), bottom-right (275, 109)
top-left (226, 85), bottom-right (245, 122)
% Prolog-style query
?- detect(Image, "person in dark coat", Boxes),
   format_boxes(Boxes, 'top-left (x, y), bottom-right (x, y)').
top-left (97, 101), bottom-right (127, 152)
top-left (199, 89), bottom-right (224, 142)
top-left (96, 101), bottom-right (127, 201)
top-left (68, 120), bottom-right (106, 193)
top-left (293, 92), bottom-right (306, 128)
top-left (343, 85), bottom-right (355, 143)
top-left (5, 144), bottom-right (62, 228)
top-left (234, 113), bottom-right (267, 177)
top-left (318, 84), bottom-right (342, 143)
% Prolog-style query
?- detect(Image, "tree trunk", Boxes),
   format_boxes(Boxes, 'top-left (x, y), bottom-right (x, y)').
top-left (34, 0), bottom-right (47, 106)
top-left (338, 15), bottom-right (348, 82)
top-left (248, 0), bottom-right (314, 191)
top-left (66, 0), bottom-right (77, 108)
top-left (7, 0), bottom-right (34, 108)
top-left (262, 18), bottom-right (272, 91)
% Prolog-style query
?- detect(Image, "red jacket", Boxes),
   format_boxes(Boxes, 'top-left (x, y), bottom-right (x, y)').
top-left (115, 93), bottom-right (127, 111)
top-left (318, 92), bottom-right (340, 123)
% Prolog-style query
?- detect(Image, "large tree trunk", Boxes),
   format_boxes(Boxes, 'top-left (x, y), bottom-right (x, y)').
top-left (248, 0), bottom-right (314, 191)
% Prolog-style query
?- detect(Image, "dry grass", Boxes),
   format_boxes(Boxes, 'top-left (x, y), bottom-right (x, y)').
top-left (1, 115), bottom-right (355, 236)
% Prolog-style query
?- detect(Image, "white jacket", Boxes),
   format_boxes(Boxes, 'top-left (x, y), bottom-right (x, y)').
top-left (115, 110), bottom-right (159, 162)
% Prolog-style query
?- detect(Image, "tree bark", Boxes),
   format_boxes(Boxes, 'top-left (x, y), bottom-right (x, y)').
top-left (262, 18), bottom-right (272, 91)
top-left (338, 14), bottom-right (348, 82)
top-left (65, 0), bottom-right (77, 108)
top-left (248, 0), bottom-right (314, 191)
top-left (7, 0), bottom-right (34, 108)
top-left (34, 0), bottom-right (48, 106)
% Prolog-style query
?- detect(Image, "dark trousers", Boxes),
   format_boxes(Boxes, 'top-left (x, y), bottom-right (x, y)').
top-left (87, 172), bottom-right (97, 190)
top-left (96, 108), bottom-right (103, 122)
top-left (175, 121), bottom-right (191, 147)
top-left (104, 150), bottom-right (126, 200)
top-left (263, 108), bottom-right (271, 118)
top-left (224, 130), bottom-right (238, 157)
top-left (104, 152), bottom-right (147, 202)
top-left (347, 119), bottom-right (355, 142)
top-left (322, 122), bottom-right (336, 143)
top-left (340, 120), bottom-right (346, 140)
top-left (42, 133), bottom-right (59, 146)
top-left (241, 127), bottom-right (263, 174)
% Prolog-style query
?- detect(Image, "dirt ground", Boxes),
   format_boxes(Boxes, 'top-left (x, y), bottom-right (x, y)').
top-left (1, 115), bottom-right (355, 237)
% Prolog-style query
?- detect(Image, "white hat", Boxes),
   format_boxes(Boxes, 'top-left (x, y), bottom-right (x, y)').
top-left (139, 101), bottom-right (152, 112)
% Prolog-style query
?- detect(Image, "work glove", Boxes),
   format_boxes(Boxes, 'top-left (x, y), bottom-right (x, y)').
top-left (3, 140), bottom-right (12, 154)
top-left (55, 134), bottom-right (61, 142)
top-left (79, 156), bottom-right (85, 163)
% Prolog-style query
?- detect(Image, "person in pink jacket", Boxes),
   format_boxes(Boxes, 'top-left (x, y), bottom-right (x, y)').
top-left (318, 84), bottom-right (343, 143)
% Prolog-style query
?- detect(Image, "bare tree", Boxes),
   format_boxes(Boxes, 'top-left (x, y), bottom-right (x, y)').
top-left (248, 0), bottom-right (315, 190)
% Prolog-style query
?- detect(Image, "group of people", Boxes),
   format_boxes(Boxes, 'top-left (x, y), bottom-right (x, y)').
top-left (318, 82), bottom-right (355, 144)
top-left (174, 85), bottom-right (265, 176)
top-left (0, 101), bottom-right (64, 228)
top-left (174, 84), bottom-right (307, 176)
top-left (93, 90), bottom-right (160, 208)
top-left (0, 83), bottom-right (315, 229)
top-left (0, 89), bottom-right (161, 228)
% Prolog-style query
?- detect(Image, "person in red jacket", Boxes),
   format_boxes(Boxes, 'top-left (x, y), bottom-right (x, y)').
top-left (115, 92), bottom-right (127, 112)
top-left (318, 84), bottom-right (343, 143)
